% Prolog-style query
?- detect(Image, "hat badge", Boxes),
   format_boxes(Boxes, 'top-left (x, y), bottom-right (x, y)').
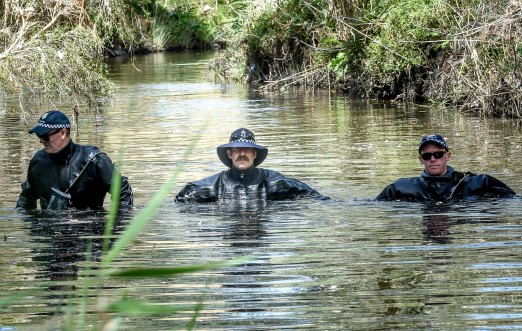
top-left (230, 129), bottom-right (255, 143)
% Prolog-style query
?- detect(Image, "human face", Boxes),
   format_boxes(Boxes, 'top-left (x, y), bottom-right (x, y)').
top-left (227, 147), bottom-right (257, 170)
top-left (37, 129), bottom-right (69, 154)
top-left (419, 143), bottom-right (451, 176)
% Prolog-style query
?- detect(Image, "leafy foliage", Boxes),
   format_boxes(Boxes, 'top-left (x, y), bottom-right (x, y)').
top-left (145, 1), bottom-right (219, 50)
top-left (212, 0), bottom-right (522, 116)
top-left (0, 0), bottom-right (140, 113)
top-left (3, 0), bottom-right (521, 116)
top-left (361, 0), bottom-right (449, 83)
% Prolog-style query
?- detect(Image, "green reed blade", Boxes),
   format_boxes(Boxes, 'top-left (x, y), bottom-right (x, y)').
top-left (108, 298), bottom-right (195, 314)
top-left (102, 130), bottom-right (202, 268)
top-left (187, 289), bottom-right (205, 331)
top-left (0, 289), bottom-right (33, 308)
top-left (106, 256), bottom-right (250, 278)
top-left (104, 165), bottom-right (122, 253)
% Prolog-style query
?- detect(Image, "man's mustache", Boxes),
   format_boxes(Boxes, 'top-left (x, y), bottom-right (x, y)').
top-left (236, 156), bottom-right (249, 161)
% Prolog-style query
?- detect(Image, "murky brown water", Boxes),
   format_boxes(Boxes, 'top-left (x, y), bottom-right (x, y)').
top-left (1, 52), bottom-right (522, 330)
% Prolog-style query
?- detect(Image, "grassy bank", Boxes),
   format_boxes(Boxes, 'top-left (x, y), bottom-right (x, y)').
top-left (0, 0), bottom-right (230, 113)
top-left (211, 0), bottom-right (522, 117)
top-left (2, 0), bottom-right (521, 118)
top-left (0, 0), bottom-right (140, 113)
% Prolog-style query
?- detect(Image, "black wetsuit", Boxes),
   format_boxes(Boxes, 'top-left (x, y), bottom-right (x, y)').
top-left (175, 166), bottom-right (328, 203)
top-left (17, 141), bottom-right (133, 210)
top-left (376, 166), bottom-right (515, 202)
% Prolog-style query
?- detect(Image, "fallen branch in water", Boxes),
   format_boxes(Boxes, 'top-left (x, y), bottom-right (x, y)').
top-left (260, 65), bottom-right (323, 90)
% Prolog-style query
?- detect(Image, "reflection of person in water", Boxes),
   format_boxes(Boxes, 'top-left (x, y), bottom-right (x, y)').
top-left (222, 209), bottom-right (269, 248)
top-left (26, 210), bottom-right (125, 286)
top-left (421, 206), bottom-right (455, 244)
top-left (216, 206), bottom-right (272, 318)
top-left (175, 128), bottom-right (328, 203)
top-left (177, 197), bottom-right (270, 248)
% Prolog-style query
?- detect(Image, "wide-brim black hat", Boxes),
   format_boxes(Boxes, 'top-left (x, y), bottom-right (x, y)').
top-left (217, 128), bottom-right (268, 168)
top-left (29, 110), bottom-right (71, 135)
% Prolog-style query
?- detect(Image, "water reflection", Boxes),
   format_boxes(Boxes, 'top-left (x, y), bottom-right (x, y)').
top-left (222, 211), bottom-right (269, 249)
top-left (177, 201), bottom-right (270, 249)
top-left (2, 52), bottom-right (522, 330)
top-left (221, 210), bottom-right (271, 318)
top-left (422, 205), bottom-right (456, 244)
top-left (22, 210), bottom-right (127, 294)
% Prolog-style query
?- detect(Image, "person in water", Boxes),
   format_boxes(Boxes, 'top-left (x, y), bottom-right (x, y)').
top-left (17, 110), bottom-right (133, 210)
top-left (175, 128), bottom-right (328, 202)
top-left (376, 134), bottom-right (515, 202)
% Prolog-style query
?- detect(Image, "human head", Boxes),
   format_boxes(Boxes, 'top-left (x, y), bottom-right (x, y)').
top-left (217, 128), bottom-right (268, 170)
top-left (418, 134), bottom-right (451, 176)
top-left (29, 110), bottom-right (71, 154)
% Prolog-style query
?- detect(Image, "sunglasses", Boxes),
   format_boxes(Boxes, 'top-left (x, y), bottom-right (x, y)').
top-left (420, 151), bottom-right (446, 161)
top-left (37, 129), bottom-right (62, 142)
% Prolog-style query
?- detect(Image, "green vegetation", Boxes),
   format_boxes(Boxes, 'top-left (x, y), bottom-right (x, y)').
top-left (0, 0), bottom-right (139, 112)
top-left (132, 0), bottom-right (221, 51)
top-left (1, 0), bottom-right (521, 117)
top-left (0, 0), bottom-right (225, 112)
top-left (212, 0), bottom-right (522, 117)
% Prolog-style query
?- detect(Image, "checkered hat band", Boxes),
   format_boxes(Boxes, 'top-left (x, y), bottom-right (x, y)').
top-left (230, 138), bottom-right (255, 144)
top-left (430, 138), bottom-right (446, 147)
top-left (37, 123), bottom-right (71, 129)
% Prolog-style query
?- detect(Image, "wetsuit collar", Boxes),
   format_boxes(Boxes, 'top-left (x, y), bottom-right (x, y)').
top-left (228, 166), bottom-right (257, 185)
top-left (49, 140), bottom-right (73, 163)
top-left (421, 165), bottom-right (454, 180)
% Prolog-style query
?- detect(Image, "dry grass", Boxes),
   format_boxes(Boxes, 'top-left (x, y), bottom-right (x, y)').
top-left (212, 0), bottom-right (522, 117)
top-left (427, 0), bottom-right (522, 117)
top-left (0, 0), bottom-right (139, 117)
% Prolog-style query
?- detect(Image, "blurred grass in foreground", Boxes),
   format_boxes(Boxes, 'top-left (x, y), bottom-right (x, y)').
top-left (1, 128), bottom-right (249, 330)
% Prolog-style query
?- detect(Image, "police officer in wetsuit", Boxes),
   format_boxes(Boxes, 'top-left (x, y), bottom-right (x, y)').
top-left (175, 128), bottom-right (328, 203)
top-left (376, 134), bottom-right (515, 202)
top-left (16, 110), bottom-right (133, 210)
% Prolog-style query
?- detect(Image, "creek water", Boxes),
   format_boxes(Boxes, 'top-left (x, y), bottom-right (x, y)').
top-left (1, 51), bottom-right (522, 330)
